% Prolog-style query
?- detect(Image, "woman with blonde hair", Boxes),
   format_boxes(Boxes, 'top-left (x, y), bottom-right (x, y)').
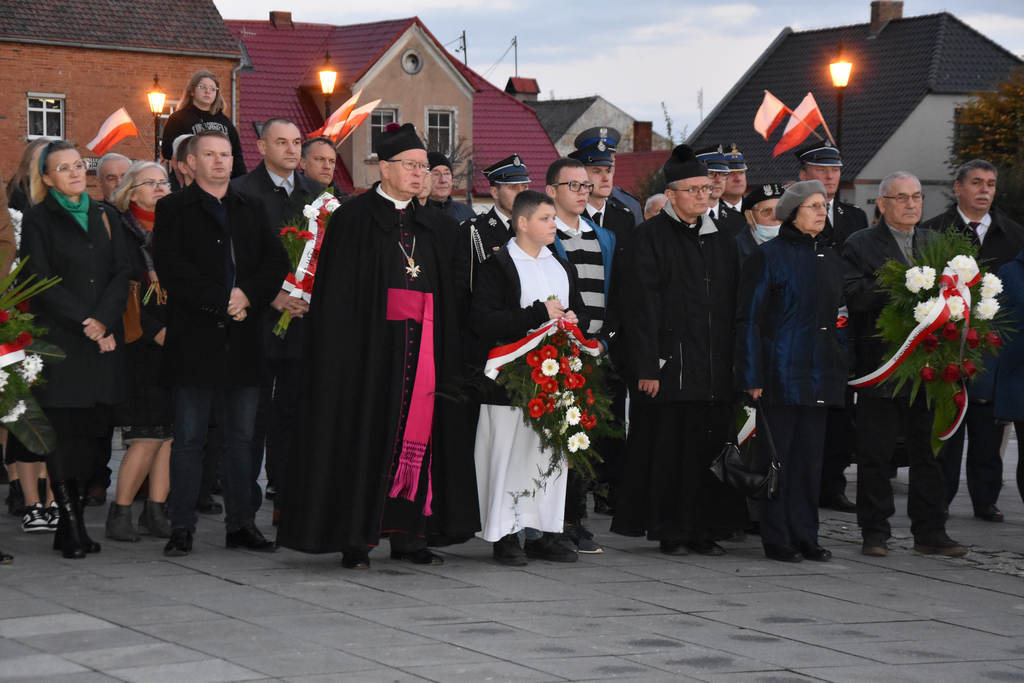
top-left (159, 69), bottom-right (246, 177)
top-left (6, 138), bottom-right (53, 211)
top-left (104, 162), bottom-right (174, 541)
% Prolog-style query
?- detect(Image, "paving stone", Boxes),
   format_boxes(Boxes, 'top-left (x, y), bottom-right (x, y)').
top-left (524, 654), bottom-right (672, 679)
top-left (16, 626), bottom-right (159, 654)
top-left (64, 642), bottom-right (209, 670)
top-left (110, 657), bottom-right (264, 683)
top-left (402, 659), bottom-right (564, 681)
top-left (0, 613), bottom-right (116, 638)
top-left (0, 653), bottom-right (86, 679)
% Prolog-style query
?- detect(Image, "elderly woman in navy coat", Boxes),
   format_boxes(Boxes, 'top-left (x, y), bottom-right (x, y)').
top-left (735, 180), bottom-right (846, 562)
top-left (994, 249), bottom-right (1024, 503)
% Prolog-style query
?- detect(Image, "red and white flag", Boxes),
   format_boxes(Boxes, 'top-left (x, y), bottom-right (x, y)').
top-left (328, 99), bottom-right (381, 145)
top-left (753, 90), bottom-right (788, 141)
top-left (772, 92), bottom-right (825, 157)
top-left (86, 108), bottom-right (139, 156)
top-left (309, 89), bottom-right (362, 139)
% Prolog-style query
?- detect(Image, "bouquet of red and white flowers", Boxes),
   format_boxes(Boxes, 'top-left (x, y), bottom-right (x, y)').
top-left (485, 319), bottom-right (619, 479)
top-left (273, 191), bottom-right (341, 337)
top-left (854, 232), bottom-right (1004, 453)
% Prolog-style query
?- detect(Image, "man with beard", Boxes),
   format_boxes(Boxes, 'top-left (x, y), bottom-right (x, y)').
top-left (276, 123), bottom-right (479, 568)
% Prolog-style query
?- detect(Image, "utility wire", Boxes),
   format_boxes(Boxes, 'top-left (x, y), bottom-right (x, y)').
top-left (482, 38), bottom-right (516, 78)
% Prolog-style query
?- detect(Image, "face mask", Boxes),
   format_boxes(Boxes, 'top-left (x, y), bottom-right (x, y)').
top-left (754, 223), bottom-right (780, 241)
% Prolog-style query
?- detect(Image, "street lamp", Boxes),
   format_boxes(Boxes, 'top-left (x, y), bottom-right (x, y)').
top-left (829, 47), bottom-right (852, 150)
top-left (146, 75), bottom-right (166, 162)
top-left (318, 52), bottom-right (338, 121)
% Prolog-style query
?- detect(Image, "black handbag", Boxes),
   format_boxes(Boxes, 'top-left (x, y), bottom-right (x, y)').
top-left (710, 398), bottom-right (781, 500)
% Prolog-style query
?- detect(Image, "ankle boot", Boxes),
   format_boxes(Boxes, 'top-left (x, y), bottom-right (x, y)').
top-left (105, 503), bottom-right (140, 542)
top-left (139, 499), bottom-right (172, 538)
top-left (52, 479), bottom-right (87, 558)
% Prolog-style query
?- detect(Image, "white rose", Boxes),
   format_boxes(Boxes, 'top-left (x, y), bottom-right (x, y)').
top-left (302, 204), bottom-right (319, 220)
top-left (541, 358), bottom-right (560, 377)
top-left (565, 406), bottom-right (581, 426)
top-left (975, 298), bottom-right (1000, 320)
top-left (980, 273), bottom-right (1003, 299)
top-left (914, 298), bottom-right (938, 324)
top-left (946, 296), bottom-right (966, 321)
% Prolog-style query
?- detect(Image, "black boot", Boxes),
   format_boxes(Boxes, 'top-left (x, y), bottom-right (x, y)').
top-left (52, 480), bottom-right (100, 558)
top-left (6, 479), bottom-right (24, 516)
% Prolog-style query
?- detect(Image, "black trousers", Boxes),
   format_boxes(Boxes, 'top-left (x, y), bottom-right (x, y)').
top-left (940, 401), bottom-right (1005, 508)
top-left (758, 405), bottom-right (826, 548)
top-left (252, 358), bottom-right (302, 500)
top-left (1015, 422), bottom-right (1024, 505)
top-left (855, 395), bottom-right (947, 541)
top-left (45, 406), bottom-right (112, 483)
top-left (820, 389), bottom-right (855, 501)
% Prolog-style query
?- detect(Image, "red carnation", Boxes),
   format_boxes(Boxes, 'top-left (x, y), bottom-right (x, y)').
top-left (953, 390), bottom-right (967, 408)
top-left (539, 344), bottom-right (558, 360)
top-left (526, 350), bottom-right (542, 367)
top-left (966, 328), bottom-right (980, 349)
top-left (574, 373), bottom-right (587, 388)
top-left (941, 322), bottom-right (959, 341)
top-left (531, 367), bottom-right (547, 385)
top-left (0, 311), bottom-right (8, 323)
top-left (296, 230), bottom-right (315, 240)
top-left (16, 331), bottom-right (31, 347)
top-left (986, 332), bottom-right (1002, 348)
top-left (921, 334), bottom-right (939, 352)
top-left (920, 366), bottom-right (936, 382)
top-left (544, 396), bottom-right (556, 413)
top-left (942, 363), bottom-right (960, 383)
top-left (528, 398), bottom-right (546, 419)
top-left (962, 360), bottom-right (977, 377)
top-left (281, 226), bottom-right (299, 235)
top-left (542, 378), bottom-right (558, 394)
top-left (15, 301), bottom-right (29, 313)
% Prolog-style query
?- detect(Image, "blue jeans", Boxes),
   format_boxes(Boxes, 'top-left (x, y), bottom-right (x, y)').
top-left (168, 386), bottom-right (260, 533)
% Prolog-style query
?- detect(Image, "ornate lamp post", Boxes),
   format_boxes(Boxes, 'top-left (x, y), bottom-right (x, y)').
top-left (318, 52), bottom-right (338, 121)
top-left (146, 75), bottom-right (166, 162)
top-left (829, 48), bottom-right (852, 149)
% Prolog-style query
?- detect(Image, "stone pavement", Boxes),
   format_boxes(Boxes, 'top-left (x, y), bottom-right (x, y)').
top-left (2, 440), bottom-right (1024, 683)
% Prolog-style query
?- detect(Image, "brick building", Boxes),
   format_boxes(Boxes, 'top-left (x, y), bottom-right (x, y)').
top-left (0, 0), bottom-right (241, 193)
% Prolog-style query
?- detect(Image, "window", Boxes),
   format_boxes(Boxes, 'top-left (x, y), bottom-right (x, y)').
top-left (426, 111), bottom-right (452, 156)
top-left (370, 108), bottom-right (398, 151)
top-left (27, 93), bottom-right (64, 138)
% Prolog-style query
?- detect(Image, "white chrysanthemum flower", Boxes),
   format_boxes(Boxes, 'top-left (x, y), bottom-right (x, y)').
top-left (302, 204), bottom-right (319, 220)
top-left (567, 432), bottom-right (591, 453)
top-left (914, 297), bottom-right (938, 324)
top-left (980, 273), bottom-right (1003, 299)
top-left (541, 358), bottom-right (559, 377)
top-left (946, 296), bottom-right (966, 321)
top-left (976, 298), bottom-right (1000, 320)
top-left (8, 208), bottom-right (22, 249)
top-left (569, 356), bottom-right (582, 372)
top-left (1, 400), bottom-right (26, 424)
top-left (325, 198), bottom-right (341, 213)
top-left (949, 255), bottom-right (979, 283)
top-left (919, 266), bottom-right (936, 290)
top-left (0, 370), bottom-right (9, 392)
top-left (560, 393), bottom-right (574, 407)
top-left (17, 354), bottom-right (43, 385)
top-left (905, 267), bottom-right (926, 293)
top-left (565, 406), bottom-right (581, 425)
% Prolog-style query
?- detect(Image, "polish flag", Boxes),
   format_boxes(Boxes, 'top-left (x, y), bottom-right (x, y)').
top-left (772, 92), bottom-right (825, 157)
top-left (86, 108), bottom-right (139, 156)
top-left (753, 90), bottom-right (788, 141)
top-left (328, 99), bottom-right (381, 145)
top-left (308, 89), bottom-right (362, 139)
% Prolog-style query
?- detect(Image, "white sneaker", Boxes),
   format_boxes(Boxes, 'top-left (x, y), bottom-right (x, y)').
top-left (21, 503), bottom-right (50, 533)
top-left (45, 502), bottom-right (59, 531)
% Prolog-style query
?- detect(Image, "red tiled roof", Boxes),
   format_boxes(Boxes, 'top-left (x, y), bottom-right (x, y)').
top-left (612, 150), bottom-right (671, 197)
top-left (505, 77), bottom-right (540, 94)
top-left (227, 16), bottom-right (557, 196)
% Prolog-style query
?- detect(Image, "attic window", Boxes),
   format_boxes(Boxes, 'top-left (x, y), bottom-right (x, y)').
top-left (401, 50), bottom-right (423, 75)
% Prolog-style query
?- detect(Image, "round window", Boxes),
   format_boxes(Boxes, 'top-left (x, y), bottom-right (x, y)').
top-left (401, 50), bottom-right (422, 75)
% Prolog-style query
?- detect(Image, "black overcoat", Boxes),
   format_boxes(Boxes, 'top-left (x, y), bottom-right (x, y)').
top-left (823, 199), bottom-right (869, 249)
top-left (152, 182), bottom-right (288, 387)
top-left (20, 194), bottom-right (130, 408)
top-left (921, 204), bottom-right (1024, 274)
top-left (276, 188), bottom-right (480, 552)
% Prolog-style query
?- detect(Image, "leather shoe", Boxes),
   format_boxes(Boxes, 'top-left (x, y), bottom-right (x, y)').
top-left (659, 540), bottom-right (689, 556)
top-left (973, 504), bottom-right (1004, 522)
top-left (524, 533), bottom-right (578, 562)
top-left (797, 542), bottom-right (832, 562)
top-left (861, 539), bottom-right (887, 557)
top-left (341, 550), bottom-right (370, 569)
top-left (763, 543), bottom-right (802, 562)
top-left (390, 548), bottom-right (444, 565)
top-left (687, 539), bottom-right (726, 556)
top-left (225, 526), bottom-right (276, 552)
top-left (913, 532), bottom-right (968, 557)
top-left (493, 534), bottom-right (528, 566)
top-left (163, 528), bottom-right (193, 557)
top-left (820, 493), bottom-right (857, 513)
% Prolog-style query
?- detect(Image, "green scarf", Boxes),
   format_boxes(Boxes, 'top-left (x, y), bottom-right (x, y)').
top-left (50, 188), bottom-right (90, 232)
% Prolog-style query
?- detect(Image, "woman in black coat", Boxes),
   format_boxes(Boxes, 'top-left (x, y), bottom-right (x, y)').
top-left (160, 70), bottom-right (246, 178)
top-left (735, 180), bottom-right (846, 563)
top-left (21, 140), bottom-right (130, 558)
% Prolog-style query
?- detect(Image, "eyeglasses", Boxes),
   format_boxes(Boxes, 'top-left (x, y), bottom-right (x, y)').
top-left (550, 180), bottom-right (595, 193)
top-left (383, 158), bottom-right (430, 172)
top-left (799, 202), bottom-right (829, 212)
top-left (752, 207), bottom-right (777, 218)
top-left (882, 193), bottom-right (924, 203)
top-left (53, 161), bottom-right (87, 174)
top-left (131, 180), bottom-right (172, 190)
top-left (195, 84), bottom-right (219, 93)
top-left (670, 184), bottom-right (713, 196)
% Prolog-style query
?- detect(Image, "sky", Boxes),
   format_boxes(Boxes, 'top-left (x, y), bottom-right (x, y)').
top-left (212, 1), bottom-right (1024, 142)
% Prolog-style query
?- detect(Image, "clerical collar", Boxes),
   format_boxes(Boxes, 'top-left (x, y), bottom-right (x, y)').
top-left (266, 167), bottom-right (294, 195)
top-left (376, 184), bottom-right (412, 210)
top-left (556, 214), bottom-right (591, 237)
top-left (665, 200), bottom-right (717, 235)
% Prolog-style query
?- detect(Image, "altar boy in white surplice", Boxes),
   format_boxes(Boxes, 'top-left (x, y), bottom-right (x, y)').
top-left (470, 191), bottom-right (589, 565)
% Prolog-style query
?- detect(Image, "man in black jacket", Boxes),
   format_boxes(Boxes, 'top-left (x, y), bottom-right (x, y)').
top-left (611, 144), bottom-right (746, 555)
top-left (696, 145), bottom-right (746, 238)
top-left (231, 118), bottom-right (324, 508)
top-left (154, 130), bottom-right (289, 557)
top-left (843, 170), bottom-right (966, 558)
top-left (427, 152), bottom-right (475, 222)
top-left (922, 159), bottom-right (1024, 522)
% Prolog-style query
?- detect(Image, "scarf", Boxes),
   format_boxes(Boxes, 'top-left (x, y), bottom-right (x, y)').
top-left (50, 188), bottom-right (90, 231)
top-left (129, 203), bottom-right (156, 231)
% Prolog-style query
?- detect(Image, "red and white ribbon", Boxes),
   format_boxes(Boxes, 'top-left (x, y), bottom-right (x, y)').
top-left (485, 319), bottom-right (601, 380)
top-left (0, 339), bottom-right (28, 369)
top-left (281, 192), bottom-right (335, 303)
top-left (738, 407), bottom-right (756, 446)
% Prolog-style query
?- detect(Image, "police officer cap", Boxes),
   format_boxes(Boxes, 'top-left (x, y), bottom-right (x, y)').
top-left (573, 126), bottom-right (620, 153)
top-left (695, 145), bottom-right (729, 173)
top-left (374, 122), bottom-right (425, 160)
top-left (569, 143), bottom-right (613, 167)
top-left (794, 141), bottom-right (843, 167)
top-left (663, 144), bottom-right (708, 184)
top-left (724, 143), bottom-right (747, 172)
top-left (742, 182), bottom-right (786, 213)
top-left (482, 154), bottom-right (531, 184)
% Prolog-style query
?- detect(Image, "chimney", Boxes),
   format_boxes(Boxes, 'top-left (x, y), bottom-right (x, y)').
top-left (870, 1), bottom-right (902, 35)
top-left (633, 121), bottom-right (652, 153)
top-left (269, 11), bottom-right (293, 29)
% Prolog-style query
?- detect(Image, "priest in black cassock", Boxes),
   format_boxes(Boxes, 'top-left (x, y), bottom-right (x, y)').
top-left (276, 123), bottom-right (480, 569)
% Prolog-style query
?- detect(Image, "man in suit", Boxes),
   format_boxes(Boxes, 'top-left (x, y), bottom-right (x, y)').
top-left (721, 143), bottom-right (747, 214)
top-left (300, 136), bottom-right (345, 200)
top-left (231, 118), bottom-right (324, 510)
top-left (796, 141), bottom-right (868, 514)
top-left (154, 130), bottom-right (289, 556)
top-left (922, 159), bottom-right (1024, 522)
top-left (696, 145), bottom-right (746, 237)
